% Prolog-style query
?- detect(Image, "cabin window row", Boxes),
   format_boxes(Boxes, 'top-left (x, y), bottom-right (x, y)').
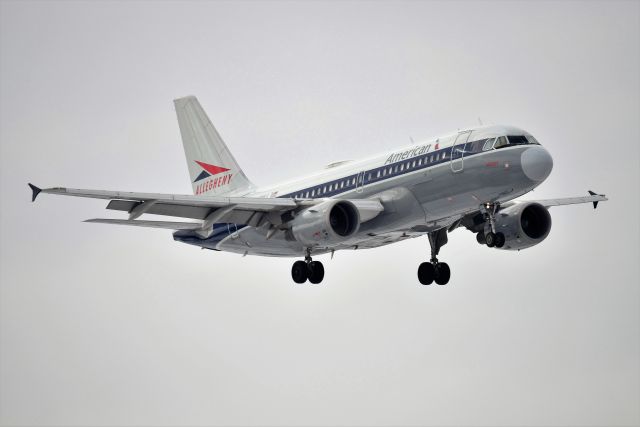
top-left (290, 148), bottom-right (453, 199)
top-left (292, 176), bottom-right (358, 199)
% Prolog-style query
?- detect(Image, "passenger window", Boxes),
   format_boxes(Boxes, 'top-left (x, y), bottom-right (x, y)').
top-left (400, 164), bottom-right (405, 171)
top-left (352, 178), bottom-right (356, 185)
top-left (418, 158), bottom-right (423, 166)
top-left (368, 173), bottom-right (372, 181)
top-left (311, 189), bottom-right (315, 197)
top-left (412, 160), bottom-right (416, 168)
top-left (377, 170), bottom-right (381, 178)
top-left (442, 151), bottom-right (446, 159)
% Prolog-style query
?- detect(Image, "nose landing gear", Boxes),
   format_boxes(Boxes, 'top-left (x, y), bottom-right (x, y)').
top-left (291, 249), bottom-right (325, 284)
top-left (418, 228), bottom-right (451, 285)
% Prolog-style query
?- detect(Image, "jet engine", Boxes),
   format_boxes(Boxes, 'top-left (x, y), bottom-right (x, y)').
top-left (286, 200), bottom-right (360, 246)
top-left (492, 202), bottom-right (552, 250)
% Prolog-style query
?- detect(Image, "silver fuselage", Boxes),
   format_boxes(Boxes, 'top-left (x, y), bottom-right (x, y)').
top-left (174, 125), bottom-right (553, 256)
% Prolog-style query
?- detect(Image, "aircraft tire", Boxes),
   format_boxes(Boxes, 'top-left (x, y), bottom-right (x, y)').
top-left (292, 260), bottom-right (308, 284)
top-left (434, 262), bottom-right (451, 285)
top-left (495, 232), bottom-right (506, 248)
top-left (485, 232), bottom-right (496, 247)
top-left (307, 261), bottom-right (325, 284)
top-left (418, 262), bottom-right (435, 285)
top-left (476, 232), bottom-right (486, 245)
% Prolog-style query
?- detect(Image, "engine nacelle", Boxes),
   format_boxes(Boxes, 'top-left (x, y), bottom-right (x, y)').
top-left (492, 202), bottom-right (552, 250)
top-left (287, 200), bottom-right (360, 246)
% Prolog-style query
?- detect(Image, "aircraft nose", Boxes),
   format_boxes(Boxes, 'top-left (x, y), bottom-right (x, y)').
top-left (521, 146), bottom-right (553, 182)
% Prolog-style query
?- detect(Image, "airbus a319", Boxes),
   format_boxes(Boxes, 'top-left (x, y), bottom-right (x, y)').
top-left (29, 96), bottom-right (607, 285)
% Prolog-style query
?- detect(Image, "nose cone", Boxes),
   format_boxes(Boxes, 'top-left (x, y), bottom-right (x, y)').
top-left (521, 146), bottom-right (553, 182)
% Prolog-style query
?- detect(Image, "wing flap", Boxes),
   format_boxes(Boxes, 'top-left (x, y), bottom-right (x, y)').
top-left (84, 218), bottom-right (202, 230)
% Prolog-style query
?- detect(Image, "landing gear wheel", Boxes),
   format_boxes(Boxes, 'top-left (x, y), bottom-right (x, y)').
top-left (485, 232), bottom-right (496, 248)
top-left (291, 260), bottom-right (308, 284)
top-left (476, 232), bottom-right (486, 245)
top-left (434, 262), bottom-right (451, 285)
top-left (307, 261), bottom-right (325, 284)
top-left (494, 232), bottom-right (505, 248)
top-left (418, 262), bottom-right (435, 285)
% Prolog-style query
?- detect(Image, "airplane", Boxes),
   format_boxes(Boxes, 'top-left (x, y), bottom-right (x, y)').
top-left (29, 96), bottom-right (608, 285)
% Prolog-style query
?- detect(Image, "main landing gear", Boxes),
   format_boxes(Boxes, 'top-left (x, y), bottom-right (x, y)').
top-left (477, 202), bottom-right (505, 248)
top-left (291, 249), bottom-right (325, 284)
top-left (418, 228), bottom-right (451, 285)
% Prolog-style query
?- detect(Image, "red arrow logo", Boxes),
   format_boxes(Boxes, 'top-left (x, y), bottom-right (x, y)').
top-left (195, 161), bottom-right (230, 176)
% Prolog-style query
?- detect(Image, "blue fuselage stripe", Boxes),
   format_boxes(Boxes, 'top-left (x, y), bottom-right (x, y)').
top-left (278, 142), bottom-right (505, 199)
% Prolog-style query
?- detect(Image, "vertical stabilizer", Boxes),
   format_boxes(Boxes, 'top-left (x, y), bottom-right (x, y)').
top-left (174, 96), bottom-right (254, 196)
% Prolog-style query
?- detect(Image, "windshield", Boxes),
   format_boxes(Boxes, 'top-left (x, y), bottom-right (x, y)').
top-left (493, 135), bottom-right (540, 149)
top-left (465, 134), bottom-right (541, 154)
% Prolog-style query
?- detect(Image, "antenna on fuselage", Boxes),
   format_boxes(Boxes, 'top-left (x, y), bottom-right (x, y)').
top-left (478, 117), bottom-right (484, 126)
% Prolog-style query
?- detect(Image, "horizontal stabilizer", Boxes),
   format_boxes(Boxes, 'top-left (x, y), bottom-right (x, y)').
top-left (85, 218), bottom-right (202, 230)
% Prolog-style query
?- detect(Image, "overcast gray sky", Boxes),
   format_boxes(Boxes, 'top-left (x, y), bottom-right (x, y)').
top-left (1, 1), bottom-right (639, 426)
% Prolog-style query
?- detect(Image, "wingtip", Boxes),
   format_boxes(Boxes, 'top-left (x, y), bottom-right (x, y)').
top-left (28, 183), bottom-right (42, 202)
top-left (588, 190), bottom-right (605, 209)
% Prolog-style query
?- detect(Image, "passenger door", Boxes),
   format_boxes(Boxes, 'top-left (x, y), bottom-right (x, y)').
top-left (450, 130), bottom-right (472, 173)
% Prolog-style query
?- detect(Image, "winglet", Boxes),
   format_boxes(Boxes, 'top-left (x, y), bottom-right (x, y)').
top-left (588, 190), bottom-right (602, 209)
top-left (28, 183), bottom-right (42, 202)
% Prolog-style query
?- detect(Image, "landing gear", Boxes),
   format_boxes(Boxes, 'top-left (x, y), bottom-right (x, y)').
top-left (417, 262), bottom-right (435, 285)
top-left (291, 249), bottom-right (325, 284)
top-left (481, 202), bottom-right (505, 248)
top-left (417, 228), bottom-right (451, 285)
top-left (485, 231), bottom-right (505, 248)
top-left (291, 261), bottom-right (308, 284)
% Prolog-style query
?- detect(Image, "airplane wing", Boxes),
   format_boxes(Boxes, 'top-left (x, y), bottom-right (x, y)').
top-left (458, 190), bottom-right (608, 235)
top-left (28, 184), bottom-right (384, 232)
top-left (529, 191), bottom-right (608, 209)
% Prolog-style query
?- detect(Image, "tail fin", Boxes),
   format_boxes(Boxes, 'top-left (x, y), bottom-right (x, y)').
top-left (174, 96), bottom-right (255, 196)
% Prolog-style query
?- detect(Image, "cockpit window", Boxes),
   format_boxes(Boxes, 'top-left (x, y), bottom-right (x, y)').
top-left (494, 136), bottom-right (509, 149)
top-left (466, 139), bottom-right (486, 154)
top-left (506, 135), bottom-right (529, 146)
top-left (482, 138), bottom-right (495, 151)
top-left (526, 135), bottom-right (540, 145)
